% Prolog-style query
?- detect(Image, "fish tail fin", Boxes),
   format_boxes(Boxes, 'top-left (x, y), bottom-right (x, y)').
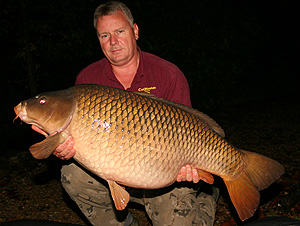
top-left (223, 150), bottom-right (284, 221)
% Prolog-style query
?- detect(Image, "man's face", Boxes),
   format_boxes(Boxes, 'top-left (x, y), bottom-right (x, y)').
top-left (96, 11), bottom-right (139, 66)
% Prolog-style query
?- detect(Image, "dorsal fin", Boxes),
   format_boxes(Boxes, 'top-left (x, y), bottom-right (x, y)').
top-left (134, 92), bottom-right (225, 137)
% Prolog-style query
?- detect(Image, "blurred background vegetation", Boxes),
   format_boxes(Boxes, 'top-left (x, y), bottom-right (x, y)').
top-left (1, 0), bottom-right (299, 150)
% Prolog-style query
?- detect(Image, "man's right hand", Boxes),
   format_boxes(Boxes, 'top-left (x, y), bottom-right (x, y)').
top-left (53, 136), bottom-right (76, 160)
top-left (31, 125), bottom-right (76, 160)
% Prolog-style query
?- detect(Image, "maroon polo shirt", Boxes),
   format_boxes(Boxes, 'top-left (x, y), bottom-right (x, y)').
top-left (75, 48), bottom-right (192, 107)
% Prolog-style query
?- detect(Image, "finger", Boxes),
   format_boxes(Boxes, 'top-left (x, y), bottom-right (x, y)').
top-left (176, 166), bottom-right (185, 182)
top-left (57, 139), bottom-right (74, 157)
top-left (186, 165), bottom-right (193, 182)
top-left (57, 136), bottom-right (73, 153)
top-left (63, 148), bottom-right (76, 160)
top-left (53, 137), bottom-right (73, 159)
top-left (53, 150), bottom-right (65, 159)
top-left (180, 166), bottom-right (186, 181)
top-left (63, 140), bottom-right (76, 160)
top-left (176, 173), bottom-right (182, 182)
top-left (192, 169), bottom-right (200, 183)
top-left (55, 141), bottom-right (69, 154)
top-left (66, 139), bottom-right (75, 151)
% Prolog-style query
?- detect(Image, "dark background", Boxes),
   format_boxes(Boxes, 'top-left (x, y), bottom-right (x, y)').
top-left (0, 1), bottom-right (299, 224)
top-left (1, 0), bottom-right (299, 153)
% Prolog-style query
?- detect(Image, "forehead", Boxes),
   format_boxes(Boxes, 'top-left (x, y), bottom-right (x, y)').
top-left (96, 11), bottom-right (131, 33)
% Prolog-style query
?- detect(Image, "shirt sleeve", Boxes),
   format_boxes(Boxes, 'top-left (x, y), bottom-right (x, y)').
top-left (75, 60), bottom-right (103, 85)
top-left (164, 69), bottom-right (192, 108)
top-left (75, 67), bottom-right (95, 85)
top-left (75, 72), bottom-right (85, 85)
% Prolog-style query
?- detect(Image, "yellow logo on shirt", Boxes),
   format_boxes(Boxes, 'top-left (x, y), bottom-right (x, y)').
top-left (138, 87), bottom-right (156, 94)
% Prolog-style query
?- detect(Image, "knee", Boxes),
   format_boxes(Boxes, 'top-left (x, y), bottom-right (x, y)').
top-left (61, 163), bottom-right (84, 197)
top-left (61, 163), bottom-right (108, 197)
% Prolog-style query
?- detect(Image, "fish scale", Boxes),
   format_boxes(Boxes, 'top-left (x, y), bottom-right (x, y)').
top-left (14, 84), bottom-right (284, 221)
top-left (70, 85), bottom-right (243, 185)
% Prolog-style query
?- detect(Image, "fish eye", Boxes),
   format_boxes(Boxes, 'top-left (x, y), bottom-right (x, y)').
top-left (39, 97), bottom-right (47, 104)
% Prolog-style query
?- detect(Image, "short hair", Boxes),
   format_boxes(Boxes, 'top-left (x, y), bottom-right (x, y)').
top-left (93, 1), bottom-right (134, 29)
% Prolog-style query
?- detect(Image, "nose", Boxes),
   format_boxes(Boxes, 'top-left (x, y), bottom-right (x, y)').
top-left (110, 34), bottom-right (118, 46)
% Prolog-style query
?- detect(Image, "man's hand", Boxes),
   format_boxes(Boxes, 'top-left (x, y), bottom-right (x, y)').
top-left (53, 136), bottom-right (76, 160)
top-left (31, 125), bottom-right (76, 160)
top-left (177, 165), bottom-right (200, 183)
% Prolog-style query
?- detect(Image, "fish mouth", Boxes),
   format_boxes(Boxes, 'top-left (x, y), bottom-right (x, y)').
top-left (14, 102), bottom-right (48, 135)
top-left (14, 101), bottom-right (73, 137)
top-left (14, 102), bottom-right (28, 122)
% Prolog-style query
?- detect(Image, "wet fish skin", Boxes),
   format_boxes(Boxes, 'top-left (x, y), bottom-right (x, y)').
top-left (70, 85), bottom-right (241, 188)
top-left (14, 84), bottom-right (284, 221)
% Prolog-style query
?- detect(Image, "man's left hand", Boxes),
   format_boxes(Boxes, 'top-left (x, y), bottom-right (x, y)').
top-left (177, 165), bottom-right (200, 183)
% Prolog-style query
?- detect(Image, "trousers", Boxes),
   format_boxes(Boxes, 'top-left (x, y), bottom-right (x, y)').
top-left (61, 162), bottom-right (216, 226)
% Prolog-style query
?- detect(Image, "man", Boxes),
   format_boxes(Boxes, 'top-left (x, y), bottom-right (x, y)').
top-left (35, 1), bottom-right (217, 225)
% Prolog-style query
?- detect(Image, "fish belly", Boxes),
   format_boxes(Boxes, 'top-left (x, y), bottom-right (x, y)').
top-left (72, 137), bottom-right (183, 188)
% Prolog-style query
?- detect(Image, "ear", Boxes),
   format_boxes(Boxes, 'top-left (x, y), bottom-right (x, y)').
top-left (133, 23), bottom-right (139, 40)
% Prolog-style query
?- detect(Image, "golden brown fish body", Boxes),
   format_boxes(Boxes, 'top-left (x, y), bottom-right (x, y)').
top-left (14, 84), bottom-right (284, 221)
top-left (70, 85), bottom-right (243, 188)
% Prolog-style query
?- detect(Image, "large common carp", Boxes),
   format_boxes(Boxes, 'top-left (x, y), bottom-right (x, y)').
top-left (14, 84), bottom-right (284, 221)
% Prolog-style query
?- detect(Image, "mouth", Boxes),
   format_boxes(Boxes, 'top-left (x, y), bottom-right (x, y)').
top-left (14, 103), bottom-right (49, 136)
top-left (32, 124), bottom-right (50, 136)
top-left (14, 103), bottom-right (28, 123)
top-left (109, 47), bottom-right (123, 54)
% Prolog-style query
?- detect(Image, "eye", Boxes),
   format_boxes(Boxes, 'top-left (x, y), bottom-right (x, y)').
top-left (39, 97), bottom-right (47, 104)
top-left (99, 33), bottom-right (108, 39)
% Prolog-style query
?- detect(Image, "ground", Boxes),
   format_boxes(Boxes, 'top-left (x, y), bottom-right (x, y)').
top-left (1, 97), bottom-right (299, 225)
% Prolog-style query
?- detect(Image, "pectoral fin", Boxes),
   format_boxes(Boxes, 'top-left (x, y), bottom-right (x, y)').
top-left (107, 180), bottom-right (130, 211)
top-left (29, 132), bottom-right (68, 159)
top-left (197, 169), bottom-right (214, 184)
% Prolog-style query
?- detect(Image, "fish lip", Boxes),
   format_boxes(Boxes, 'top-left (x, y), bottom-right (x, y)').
top-left (15, 112), bottom-right (27, 121)
top-left (14, 102), bottom-right (49, 135)
top-left (14, 103), bottom-right (28, 122)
